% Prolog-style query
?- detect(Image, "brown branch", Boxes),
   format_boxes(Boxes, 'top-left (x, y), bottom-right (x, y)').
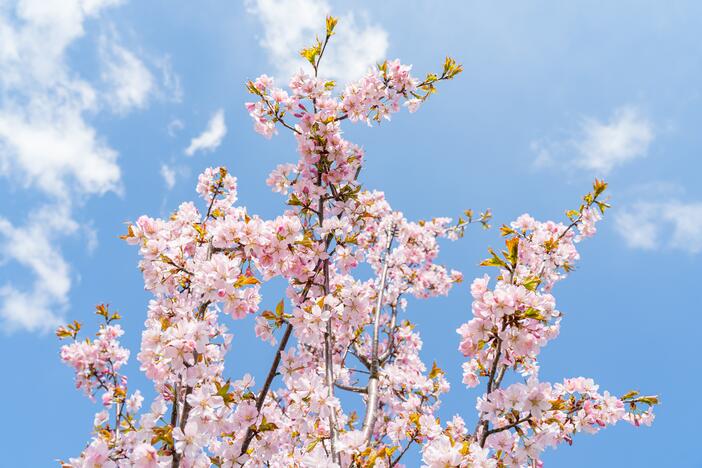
top-left (239, 322), bottom-right (294, 455)
top-left (485, 414), bottom-right (531, 438)
top-left (260, 96), bottom-right (300, 135)
top-left (170, 385), bottom-right (180, 466)
top-left (239, 170), bottom-right (341, 456)
top-left (238, 261), bottom-right (325, 455)
top-left (391, 439), bottom-right (414, 466)
top-left (474, 336), bottom-right (504, 447)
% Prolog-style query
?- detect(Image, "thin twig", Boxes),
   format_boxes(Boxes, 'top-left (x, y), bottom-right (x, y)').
top-left (485, 415), bottom-right (531, 438)
top-left (391, 438), bottom-right (414, 466)
top-left (334, 382), bottom-right (367, 394)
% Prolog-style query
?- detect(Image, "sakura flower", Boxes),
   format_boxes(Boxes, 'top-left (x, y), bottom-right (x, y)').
top-left (173, 421), bottom-right (206, 459)
top-left (131, 443), bottom-right (159, 468)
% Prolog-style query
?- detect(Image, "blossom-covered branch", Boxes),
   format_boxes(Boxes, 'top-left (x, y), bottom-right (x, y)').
top-left (421, 181), bottom-right (658, 466)
top-left (57, 17), bottom-right (656, 468)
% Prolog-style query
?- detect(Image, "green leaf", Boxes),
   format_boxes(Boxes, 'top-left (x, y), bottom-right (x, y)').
top-left (234, 275), bottom-right (260, 288)
top-left (593, 178), bottom-right (608, 197)
top-left (500, 225), bottom-right (515, 237)
top-left (306, 439), bottom-right (319, 452)
top-left (522, 276), bottom-right (541, 291)
top-left (480, 248), bottom-right (507, 268)
top-left (565, 209), bottom-right (580, 221)
top-left (638, 396), bottom-right (660, 406)
top-left (299, 40), bottom-right (322, 66)
top-left (258, 416), bottom-right (279, 432)
top-left (288, 193), bottom-right (302, 206)
top-left (442, 56), bottom-right (464, 79)
top-left (523, 308), bottom-right (546, 321)
top-left (325, 15), bottom-right (338, 36)
top-left (261, 310), bottom-right (276, 320)
top-left (505, 237), bottom-right (519, 266)
top-left (215, 380), bottom-right (231, 397)
top-left (428, 361), bottom-right (444, 379)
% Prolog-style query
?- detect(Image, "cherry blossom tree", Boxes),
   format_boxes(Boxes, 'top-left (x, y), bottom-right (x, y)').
top-left (57, 17), bottom-right (657, 468)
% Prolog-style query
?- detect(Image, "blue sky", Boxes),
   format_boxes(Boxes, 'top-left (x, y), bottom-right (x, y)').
top-left (1, 1), bottom-right (700, 466)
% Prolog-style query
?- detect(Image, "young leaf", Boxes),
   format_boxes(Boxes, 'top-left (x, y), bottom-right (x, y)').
top-left (522, 276), bottom-right (541, 291)
top-left (325, 15), bottom-right (338, 36)
top-left (480, 248), bottom-right (507, 268)
top-left (428, 361), bottom-right (444, 379)
top-left (505, 237), bottom-right (519, 266)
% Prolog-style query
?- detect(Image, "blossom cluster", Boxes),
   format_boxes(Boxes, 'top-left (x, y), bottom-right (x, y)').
top-left (422, 376), bottom-right (656, 467)
top-left (59, 306), bottom-right (130, 404)
top-left (420, 181), bottom-right (656, 467)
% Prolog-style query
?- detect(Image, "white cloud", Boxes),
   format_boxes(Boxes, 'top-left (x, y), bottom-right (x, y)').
top-left (0, 205), bottom-right (77, 333)
top-left (160, 164), bottom-right (176, 189)
top-left (100, 36), bottom-right (155, 114)
top-left (0, 0), bottom-right (141, 332)
top-left (533, 106), bottom-right (654, 175)
top-left (614, 200), bottom-right (702, 254)
top-left (185, 109), bottom-right (227, 156)
top-left (159, 163), bottom-right (190, 191)
top-left (0, 1), bottom-right (124, 89)
top-left (84, 224), bottom-right (99, 254)
top-left (246, 0), bottom-right (388, 83)
top-left (155, 55), bottom-right (183, 103)
top-left (613, 207), bottom-right (659, 250)
top-left (0, 106), bottom-right (121, 197)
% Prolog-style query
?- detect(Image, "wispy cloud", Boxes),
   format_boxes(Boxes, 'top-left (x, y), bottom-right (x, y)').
top-left (614, 200), bottom-right (702, 254)
top-left (100, 34), bottom-right (155, 114)
top-left (246, 0), bottom-right (388, 83)
top-left (185, 109), bottom-right (227, 156)
top-left (533, 106), bottom-right (654, 175)
top-left (160, 164), bottom-right (176, 189)
top-left (155, 55), bottom-right (183, 103)
top-left (159, 162), bottom-right (189, 191)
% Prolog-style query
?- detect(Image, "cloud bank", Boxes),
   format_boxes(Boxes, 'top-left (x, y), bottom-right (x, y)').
top-left (0, 0), bottom-right (172, 332)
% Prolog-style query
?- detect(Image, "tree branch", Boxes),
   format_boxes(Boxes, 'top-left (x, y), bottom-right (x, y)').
top-left (485, 414), bottom-right (531, 438)
top-left (361, 226), bottom-right (396, 444)
top-left (391, 439), bottom-right (414, 466)
top-left (378, 304), bottom-right (398, 364)
top-left (239, 263), bottom-right (324, 455)
top-left (334, 382), bottom-right (367, 394)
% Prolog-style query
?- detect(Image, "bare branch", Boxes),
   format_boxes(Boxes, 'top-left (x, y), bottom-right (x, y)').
top-left (335, 382), bottom-right (367, 394)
